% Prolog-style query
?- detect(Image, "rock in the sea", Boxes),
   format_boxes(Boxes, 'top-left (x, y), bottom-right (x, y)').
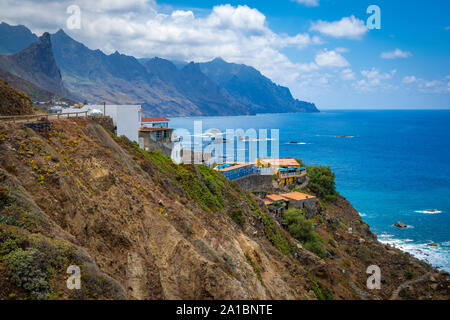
top-left (427, 243), bottom-right (438, 247)
top-left (394, 221), bottom-right (407, 228)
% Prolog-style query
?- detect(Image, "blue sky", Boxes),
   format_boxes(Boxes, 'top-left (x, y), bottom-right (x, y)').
top-left (157, 0), bottom-right (450, 109)
top-left (1, 0), bottom-right (449, 108)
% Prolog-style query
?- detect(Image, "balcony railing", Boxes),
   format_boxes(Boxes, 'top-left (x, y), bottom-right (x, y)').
top-left (279, 172), bottom-right (306, 178)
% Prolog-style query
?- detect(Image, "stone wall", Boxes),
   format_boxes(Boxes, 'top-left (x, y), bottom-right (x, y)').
top-left (234, 174), bottom-right (274, 191)
top-left (139, 131), bottom-right (173, 157)
top-left (288, 198), bottom-right (318, 219)
top-left (145, 140), bottom-right (173, 157)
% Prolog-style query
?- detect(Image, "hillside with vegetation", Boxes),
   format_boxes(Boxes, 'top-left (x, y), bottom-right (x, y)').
top-left (0, 78), bottom-right (34, 116)
top-left (0, 112), bottom-right (448, 300)
top-left (0, 69), bottom-right (54, 102)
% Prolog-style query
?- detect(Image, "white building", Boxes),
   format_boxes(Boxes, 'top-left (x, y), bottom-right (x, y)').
top-left (49, 105), bottom-right (62, 113)
top-left (64, 104), bottom-right (141, 142)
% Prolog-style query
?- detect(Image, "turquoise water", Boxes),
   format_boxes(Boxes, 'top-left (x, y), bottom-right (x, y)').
top-left (170, 110), bottom-right (450, 271)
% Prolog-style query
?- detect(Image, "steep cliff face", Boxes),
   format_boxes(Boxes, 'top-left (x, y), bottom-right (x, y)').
top-left (0, 118), bottom-right (448, 300)
top-left (0, 33), bottom-right (69, 97)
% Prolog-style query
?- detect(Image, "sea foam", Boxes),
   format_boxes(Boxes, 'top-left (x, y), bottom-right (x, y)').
top-left (378, 235), bottom-right (450, 272)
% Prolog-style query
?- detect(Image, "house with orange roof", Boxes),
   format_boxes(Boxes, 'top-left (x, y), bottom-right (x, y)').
top-left (256, 158), bottom-right (307, 186)
top-left (264, 192), bottom-right (317, 212)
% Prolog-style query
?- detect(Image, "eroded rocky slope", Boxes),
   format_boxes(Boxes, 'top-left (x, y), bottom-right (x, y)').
top-left (0, 78), bottom-right (34, 116)
top-left (0, 118), bottom-right (448, 300)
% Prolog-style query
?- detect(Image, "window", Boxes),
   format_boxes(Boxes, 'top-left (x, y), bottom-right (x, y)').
top-left (151, 122), bottom-right (168, 128)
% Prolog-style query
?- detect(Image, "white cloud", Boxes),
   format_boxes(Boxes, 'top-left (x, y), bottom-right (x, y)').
top-left (381, 49), bottom-right (412, 59)
top-left (354, 68), bottom-right (397, 91)
top-left (417, 79), bottom-right (449, 93)
top-left (315, 50), bottom-right (349, 68)
top-left (361, 68), bottom-right (396, 80)
top-left (0, 1), bottom-right (325, 93)
top-left (310, 15), bottom-right (368, 39)
top-left (206, 4), bottom-right (266, 33)
top-left (3, 0), bottom-right (445, 106)
top-left (424, 80), bottom-right (440, 88)
top-left (77, 0), bottom-right (152, 12)
top-left (335, 47), bottom-right (349, 53)
top-left (293, 0), bottom-right (319, 7)
top-left (402, 76), bottom-right (417, 84)
top-left (341, 68), bottom-right (355, 80)
top-left (400, 76), bottom-right (449, 94)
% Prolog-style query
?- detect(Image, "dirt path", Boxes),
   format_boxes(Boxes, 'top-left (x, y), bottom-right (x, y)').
top-left (390, 272), bottom-right (432, 300)
top-left (0, 111), bottom-right (88, 123)
top-left (349, 280), bottom-right (378, 300)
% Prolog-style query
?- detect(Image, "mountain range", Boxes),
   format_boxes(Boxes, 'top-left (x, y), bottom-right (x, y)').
top-left (0, 32), bottom-right (68, 97)
top-left (0, 22), bottom-right (319, 116)
top-left (0, 22), bottom-right (37, 55)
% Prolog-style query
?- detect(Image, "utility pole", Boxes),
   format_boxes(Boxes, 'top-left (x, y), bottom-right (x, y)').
top-left (103, 101), bottom-right (106, 116)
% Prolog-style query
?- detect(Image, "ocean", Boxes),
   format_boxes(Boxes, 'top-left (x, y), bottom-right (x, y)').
top-left (170, 110), bottom-right (450, 271)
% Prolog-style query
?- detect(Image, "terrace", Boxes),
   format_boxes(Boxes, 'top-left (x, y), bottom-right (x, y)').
top-left (214, 163), bottom-right (259, 181)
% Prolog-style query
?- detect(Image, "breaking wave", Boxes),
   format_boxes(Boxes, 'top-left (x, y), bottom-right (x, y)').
top-left (378, 234), bottom-right (450, 272)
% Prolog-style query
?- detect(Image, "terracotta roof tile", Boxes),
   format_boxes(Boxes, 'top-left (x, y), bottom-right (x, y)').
top-left (260, 158), bottom-right (300, 167)
top-left (141, 117), bottom-right (169, 122)
top-left (279, 192), bottom-right (316, 201)
top-left (266, 194), bottom-right (288, 201)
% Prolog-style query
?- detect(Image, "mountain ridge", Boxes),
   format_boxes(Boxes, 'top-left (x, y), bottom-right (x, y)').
top-left (0, 22), bottom-right (319, 116)
top-left (0, 22), bottom-right (38, 55)
top-left (199, 57), bottom-right (318, 114)
top-left (0, 32), bottom-right (69, 97)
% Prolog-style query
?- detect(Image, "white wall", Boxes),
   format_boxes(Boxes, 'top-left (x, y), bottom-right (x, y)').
top-left (85, 105), bottom-right (141, 142)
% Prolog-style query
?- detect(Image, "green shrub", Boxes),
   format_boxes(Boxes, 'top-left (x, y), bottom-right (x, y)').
top-left (311, 281), bottom-right (333, 300)
top-left (404, 269), bottom-right (415, 280)
top-left (4, 248), bottom-right (50, 299)
top-left (295, 159), bottom-right (307, 167)
top-left (282, 209), bottom-right (326, 258)
top-left (0, 214), bottom-right (23, 227)
top-left (259, 210), bottom-right (294, 255)
top-left (304, 241), bottom-right (327, 259)
top-left (306, 166), bottom-right (338, 202)
top-left (245, 254), bottom-right (263, 284)
top-left (1, 233), bottom-right (78, 300)
top-left (356, 246), bottom-right (374, 264)
top-left (229, 208), bottom-right (244, 227)
top-left (0, 238), bottom-right (19, 256)
top-left (328, 238), bottom-right (337, 248)
top-left (272, 200), bottom-right (286, 208)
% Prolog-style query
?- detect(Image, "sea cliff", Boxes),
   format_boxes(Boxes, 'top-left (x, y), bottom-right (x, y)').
top-left (0, 114), bottom-right (448, 300)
